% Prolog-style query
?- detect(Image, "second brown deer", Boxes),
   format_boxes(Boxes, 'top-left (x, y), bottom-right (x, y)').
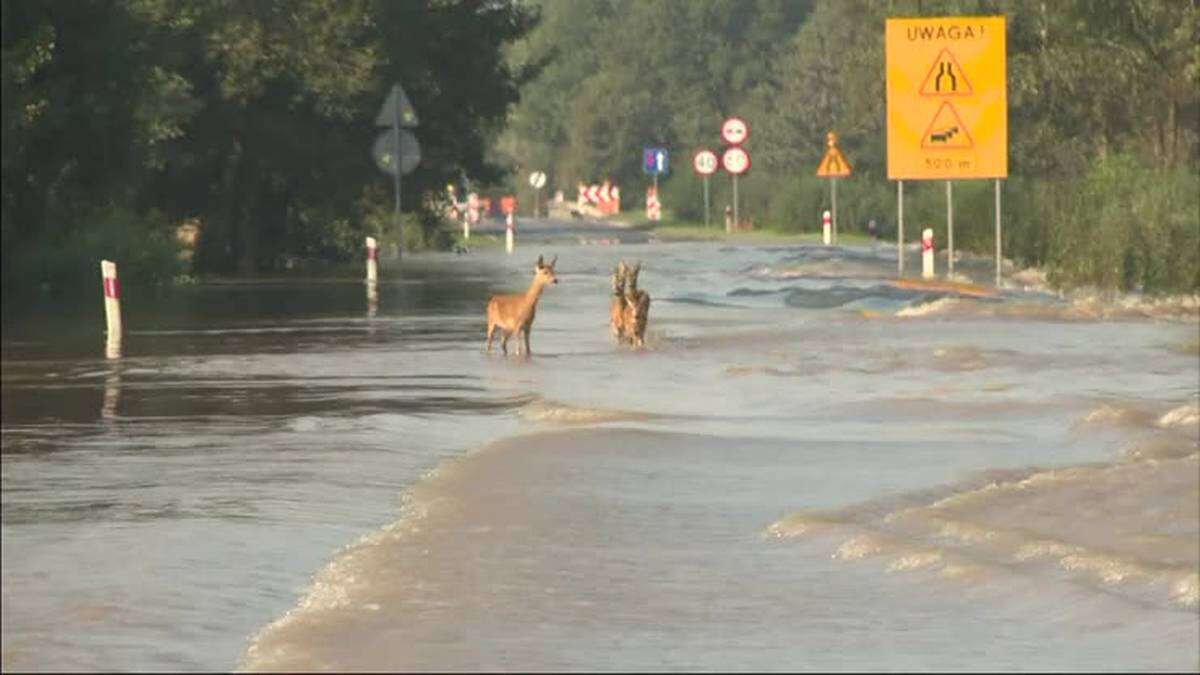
top-left (611, 260), bottom-right (650, 347)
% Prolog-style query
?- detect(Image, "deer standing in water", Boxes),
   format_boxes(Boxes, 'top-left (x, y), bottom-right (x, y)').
top-left (611, 262), bottom-right (629, 342)
top-left (611, 261), bottom-right (650, 347)
top-left (486, 255), bottom-right (557, 356)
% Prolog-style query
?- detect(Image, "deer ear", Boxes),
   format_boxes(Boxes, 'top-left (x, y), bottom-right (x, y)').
top-left (550, 255), bottom-right (557, 268)
top-left (536, 254), bottom-right (544, 268)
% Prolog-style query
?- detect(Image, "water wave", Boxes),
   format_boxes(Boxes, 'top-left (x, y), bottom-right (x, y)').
top-left (768, 402), bottom-right (1200, 610)
top-left (519, 398), bottom-right (653, 425)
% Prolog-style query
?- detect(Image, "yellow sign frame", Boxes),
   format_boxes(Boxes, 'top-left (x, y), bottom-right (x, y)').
top-left (886, 16), bottom-right (1007, 180)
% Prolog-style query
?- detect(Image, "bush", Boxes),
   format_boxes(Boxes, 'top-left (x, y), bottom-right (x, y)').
top-left (5, 205), bottom-right (184, 296)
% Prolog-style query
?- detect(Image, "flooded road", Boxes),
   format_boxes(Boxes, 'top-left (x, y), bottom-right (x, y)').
top-left (3, 222), bottom-right (1197, 671)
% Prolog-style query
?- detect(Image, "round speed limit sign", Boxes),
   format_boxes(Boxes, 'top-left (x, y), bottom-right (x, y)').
top-left (722, 146), bottom-right (750, 175)
top-left (693, 150), bottom-right (718, 176)
top-left (721, 117), bottom-right (749, 145)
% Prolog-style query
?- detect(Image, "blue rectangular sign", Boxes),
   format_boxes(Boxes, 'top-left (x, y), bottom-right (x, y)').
top-left (643, 147), bottom-right (669, 175)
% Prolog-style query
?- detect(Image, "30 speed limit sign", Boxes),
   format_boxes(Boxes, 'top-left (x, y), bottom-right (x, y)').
top-left (722, 146), bottom-right (750, 175)
top-left (693, 150), bottom-right (718, 176)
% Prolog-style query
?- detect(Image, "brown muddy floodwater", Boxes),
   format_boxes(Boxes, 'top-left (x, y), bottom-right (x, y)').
top-left (2, 237), bottom-right (1197, 671)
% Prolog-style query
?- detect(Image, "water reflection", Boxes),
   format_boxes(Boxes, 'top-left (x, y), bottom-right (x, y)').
top-left (102, 361), bottom-right (122, 420)
top-left (366, 281), bottom-right (379, 319)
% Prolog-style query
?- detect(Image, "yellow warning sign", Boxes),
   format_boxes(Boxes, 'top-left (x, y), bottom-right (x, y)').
top-left (921, 101), bottom-right (973, 149)
top-left (886, 17), bottom-right (1007, 180)
top-left (919, 48), bottom-right (973, 97)
top-left (816, 132), bottom-right (851, 177)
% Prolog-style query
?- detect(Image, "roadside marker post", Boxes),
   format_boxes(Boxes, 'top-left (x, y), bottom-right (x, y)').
top-left (365, 236), bottom-right (379, 284)
top-left (922, 228), bottom-right (935, 278)
top-left (100, 260), bottom-right (122, 359)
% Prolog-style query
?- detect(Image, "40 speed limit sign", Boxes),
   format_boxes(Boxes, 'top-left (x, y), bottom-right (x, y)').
top-left (693, 149), bottom-right (718, 175)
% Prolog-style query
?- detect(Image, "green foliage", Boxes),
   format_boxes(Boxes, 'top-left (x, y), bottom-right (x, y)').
top-left (7, 205), bottom-right (183, 293)
top-left (497, 0), bottom-right (1198, 293)
top-left (1030, 155), bottom-right (1200, 293)
top-left (2, 0), bottom-right (538, 295)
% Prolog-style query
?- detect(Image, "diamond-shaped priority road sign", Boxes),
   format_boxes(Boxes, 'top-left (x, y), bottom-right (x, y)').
top-left (376, 83), bottom-right (419, 128)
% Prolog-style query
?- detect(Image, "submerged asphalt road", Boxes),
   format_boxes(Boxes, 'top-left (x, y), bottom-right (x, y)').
top-left (466, 212), bottom-right (652, 246)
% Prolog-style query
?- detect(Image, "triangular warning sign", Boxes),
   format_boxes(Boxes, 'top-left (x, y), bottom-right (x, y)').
top-left (919, 48), bottom-right (974, 97)
top-left (921, 101), bottom-right (974, 149)
top-left (375, 83), bottom-right (419, 128)
top-left (816, 146), bottom-right (852, 177)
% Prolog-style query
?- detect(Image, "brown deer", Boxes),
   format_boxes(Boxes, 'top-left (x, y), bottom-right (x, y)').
top-left (623, 261), bottom-right (650, 347)
top-left (611, 262), bottom-right (629, 342)
top-left (609, 261), bottom-right (650, 348)
top-left (486, 254), bottom-right (558, 356)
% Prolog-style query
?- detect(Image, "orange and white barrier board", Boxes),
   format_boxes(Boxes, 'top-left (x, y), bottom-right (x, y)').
top-left (579, 181), bottom-right (621, 216)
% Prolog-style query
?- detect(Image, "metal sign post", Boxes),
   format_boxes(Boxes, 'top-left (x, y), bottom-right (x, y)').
top-left (831, 177), bottom-right (838, 245)
top-left (392, 98), bottom-right (401, 246)
top-left (372, 82), bottom-right (420, 258)
top-left (946, 181), bottom-right (954, 277)
top-left (692, 149), bottom-right (718, 226)
top-left (816, 131), bottom-right (851, 246)
top-left (721, 146), bottom-right (750, 231)
top-left (897, 180), bottom-right (905, 276)
top-left (995, 179), bottom-right (1002, 286)
top-left (721, 119), bottom-right (750, 232)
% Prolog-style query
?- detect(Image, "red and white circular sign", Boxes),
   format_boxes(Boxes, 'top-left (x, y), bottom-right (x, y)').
top-left (693, 149), bottom-right (719, 176)
top-left (722, 146), bottom-right (750, 175)
top-left (721, 117), bottom-right (749, 145)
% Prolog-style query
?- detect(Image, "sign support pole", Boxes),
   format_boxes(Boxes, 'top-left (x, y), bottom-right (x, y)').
top-left (392, 86), bottom-right (402, 259)
top-left (897, 180), bottom-right (905, 276)
top-left (994, 179), bottom-right (1002, 286)
top-left (732, 174), bottom-right (739, 233)
top-left (946, 181), bottom-right (954, 277)
top-left (703, 177), bottom-right (710, 226)
top-left (831, 177), bottom-right (838, 245)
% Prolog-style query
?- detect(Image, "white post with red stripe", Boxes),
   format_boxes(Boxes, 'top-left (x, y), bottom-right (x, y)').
top-left (100, 260), bottom-right (122, 357)
top-left (646, 186), bottom-right (662, 221)
top-left (365, 236), bottom-right (379, 284)
top-left (505, 214), bottom-right (515, 255)
top-left (466, 192), bottom-right (479, 241)
top-left (922, 228), bottom-right (935, 279)
top-left (822, 210), bottom-right (832, 246)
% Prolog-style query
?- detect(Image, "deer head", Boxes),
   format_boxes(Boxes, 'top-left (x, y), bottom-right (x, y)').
top-left (535, 254), bottom-right (558, 285)
top-left (612, 264), bottom-right (626, 296)
top-left (625, 260), bottom-right (642, 294)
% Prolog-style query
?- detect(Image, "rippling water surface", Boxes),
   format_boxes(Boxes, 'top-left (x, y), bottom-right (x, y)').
top-left (3, 236), bottom-right (1197, 671)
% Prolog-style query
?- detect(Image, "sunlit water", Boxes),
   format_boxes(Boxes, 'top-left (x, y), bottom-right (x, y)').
top-left (3, 236), bottom-right (1197, 671)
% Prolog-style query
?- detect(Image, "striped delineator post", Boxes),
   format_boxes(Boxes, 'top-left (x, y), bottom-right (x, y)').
top-left (505, 214), bottom-right (515, 255)
top-left (822, 210), bottom-right (832, 246)
top-left (922, 228), bottom-right (935, 279)
top-left (365, 236), bottom-right (379, 284)
top-left (100, 260), bottom-right (123, 358)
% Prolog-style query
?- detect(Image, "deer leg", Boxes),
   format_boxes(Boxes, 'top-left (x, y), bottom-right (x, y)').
top-left (500, 331), bottom-right (509, 355)
top-left (523, 326), bottom-right (532, 356)
top-left (486, 322), bottom-right (496, 353)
